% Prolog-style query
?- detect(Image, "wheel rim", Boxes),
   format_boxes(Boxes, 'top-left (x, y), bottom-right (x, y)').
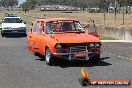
top-left (46, 49), bottom-right (50, 62)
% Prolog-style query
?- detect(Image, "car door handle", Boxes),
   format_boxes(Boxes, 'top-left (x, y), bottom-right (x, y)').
top-left (29, 36), bottom-right (32, 38)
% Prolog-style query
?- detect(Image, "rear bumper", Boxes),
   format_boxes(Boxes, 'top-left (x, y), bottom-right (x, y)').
top-left (53, 52), bottom-right (100, 61)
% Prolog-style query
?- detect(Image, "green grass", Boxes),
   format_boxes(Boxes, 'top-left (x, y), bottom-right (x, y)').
top-left (1, 10), bottom-right (132, 29)
top-left (99, 35), bottom-right (116, 40)
top-left (0, 10), bottom-right (128, 40)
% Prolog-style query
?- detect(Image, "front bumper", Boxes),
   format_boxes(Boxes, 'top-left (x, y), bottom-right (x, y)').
top-left (2, 29), bottom-right (26, 34)
top-left (53, 52), bottom-right (100, 61)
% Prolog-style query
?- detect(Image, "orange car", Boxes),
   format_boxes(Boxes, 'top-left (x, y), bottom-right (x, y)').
top-left (27, 18), bottom-right (101, 66)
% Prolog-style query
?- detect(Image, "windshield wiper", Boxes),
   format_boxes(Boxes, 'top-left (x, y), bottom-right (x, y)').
top-left (64, 31), bottom-right (85, 33)
top-left (53, 31), bottom-right (85, 34)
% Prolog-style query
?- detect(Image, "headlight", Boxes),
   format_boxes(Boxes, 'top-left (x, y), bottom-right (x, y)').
top-left (95, 43), bottom-right (100, 48)
top-left (55, 44), bottom-right (62, 49)
top-left (89, 43), bottom-right (95, 48)
top-left (89, 43), bottom-right (101, 48)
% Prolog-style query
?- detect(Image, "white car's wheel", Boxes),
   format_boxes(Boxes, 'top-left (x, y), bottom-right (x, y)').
top-left (1, 32), bottom-right (5, 37)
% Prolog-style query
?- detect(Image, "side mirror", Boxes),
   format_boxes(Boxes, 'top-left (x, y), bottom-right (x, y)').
top-left (23, 22), bottom-right (26, 24)
top-left (31, 28), bottom-right (32, 33)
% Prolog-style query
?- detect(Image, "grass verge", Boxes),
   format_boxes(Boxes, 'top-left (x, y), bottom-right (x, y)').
top-left (99, 35), bottom-right (116, 40)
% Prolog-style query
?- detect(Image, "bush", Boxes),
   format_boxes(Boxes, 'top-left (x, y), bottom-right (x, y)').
top-left (89, 8), bottom-right (100, 13)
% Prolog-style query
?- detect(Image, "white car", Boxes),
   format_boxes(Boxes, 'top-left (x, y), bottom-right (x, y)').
top-left (1, 16), bottom-right (27, 37)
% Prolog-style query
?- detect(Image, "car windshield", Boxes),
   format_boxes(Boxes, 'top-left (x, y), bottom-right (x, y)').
top-left (3, 18), bottom-right (23, 23)
top-left (46, 21), bottom-right (84, 34)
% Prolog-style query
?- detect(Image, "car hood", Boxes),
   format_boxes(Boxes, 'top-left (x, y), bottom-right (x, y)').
top-left (2, 23), bottom-right (26, 28)
top-left (48, 33), bottom-right (100, 44)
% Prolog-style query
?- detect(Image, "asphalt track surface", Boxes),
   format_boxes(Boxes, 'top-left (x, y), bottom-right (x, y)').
top-left (0, 35), bottom-right (131, 88)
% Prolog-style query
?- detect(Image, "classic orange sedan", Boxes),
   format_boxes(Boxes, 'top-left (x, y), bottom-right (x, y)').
top-left (27, 18), bottom-right (101, 66)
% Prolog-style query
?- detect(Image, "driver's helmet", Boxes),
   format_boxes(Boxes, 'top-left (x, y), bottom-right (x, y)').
top-left (62, 23), bottom-right (72, 31)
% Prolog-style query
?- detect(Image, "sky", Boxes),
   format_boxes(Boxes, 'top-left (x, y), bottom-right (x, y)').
top-left (18, 0), bottom-right (26, 5)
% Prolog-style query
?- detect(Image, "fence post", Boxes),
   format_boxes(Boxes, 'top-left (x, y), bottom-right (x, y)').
top-left (123, 6), bottom-right (125, 25)
top-left (104, 12), bottom-right (106, 26)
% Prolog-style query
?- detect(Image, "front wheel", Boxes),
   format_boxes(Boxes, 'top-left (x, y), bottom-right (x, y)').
top-left (33, 52), bottom-right (40, 56)
top-left (89, 54), bottom-right (100, 65)
top-left (1, 32), bottom-right (5, 37)
top-left (45, 48), bottom-right (54, 66)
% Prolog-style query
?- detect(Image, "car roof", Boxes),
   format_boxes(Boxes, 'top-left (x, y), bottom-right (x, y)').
top-left (5, 13), bottom-right (17, 17)
top-left (4, 17), bottom-right (21, 19)
top-left (34, 18), bottom-right (78, 22)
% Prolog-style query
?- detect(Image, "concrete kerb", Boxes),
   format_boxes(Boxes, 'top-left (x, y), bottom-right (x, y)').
top-left (101, 40), bottom-right (132, 43)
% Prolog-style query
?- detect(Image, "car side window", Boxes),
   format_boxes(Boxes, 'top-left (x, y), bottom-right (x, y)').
top-left (75, 22), bottom-right (83, 31)
top-left (33, 22), bottom-right (41, 34)
top-left (40, 22), bottom-right (45, 34)
top-left (62, 23), bottom-right (72, 31)
top-left (46, 23), bottom-right (54, 34)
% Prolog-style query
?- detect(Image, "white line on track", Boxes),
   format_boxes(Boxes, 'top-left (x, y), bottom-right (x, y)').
top-left (101, 40), bottom-right (132, 43)
top-left (105, 52), bottom-right (132, 61)
top-left (100, 40), bottom-right (132, 60)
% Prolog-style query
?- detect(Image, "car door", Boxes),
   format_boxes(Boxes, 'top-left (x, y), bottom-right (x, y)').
top-left (28, 21), bottom-right (41, 53)
top-left (27, 23), bottom-right (34, 52)
top-left (27, 31), bottom-right (33, 51)
top-left (34, 21), bottom-right (46, 55)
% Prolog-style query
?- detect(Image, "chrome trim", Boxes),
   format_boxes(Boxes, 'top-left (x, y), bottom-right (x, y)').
top-left (53, 52), bottom-right (73, 55)
top-left (86, 46), bottom-right (89, 60)
top-left (53, 52), bottom-right (100, 56)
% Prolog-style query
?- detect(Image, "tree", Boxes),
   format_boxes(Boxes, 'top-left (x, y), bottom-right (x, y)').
top-left (21, 0), bottom-right (37, 10)
top-left (116, 0), bottom-right (129, 6)
top-left (98, 0), bottom-right (110, 12)
top-left (27, 0), bottom-right (37, 9)
top-left (20, 2), bottom-right (29, 13)
top-left (0, 0), bottom-right (18, 7)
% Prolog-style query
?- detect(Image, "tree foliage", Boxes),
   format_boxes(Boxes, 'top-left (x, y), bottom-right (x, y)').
top-left (20, 0), bottom-right (132, 10)
top-left (27, 0), bottom-right (37, 9)
top-left (20, 2), bottom-right (29, 11)
top-left (20, 0), bottom-right (37, 10)
top-left (0, 0), bottom-right (18, 7)
top-left (116, 0), bottom-right (132, 6)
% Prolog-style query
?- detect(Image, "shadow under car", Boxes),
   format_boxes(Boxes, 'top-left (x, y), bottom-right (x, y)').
top-left (35, 54), bottom-right (111, 68)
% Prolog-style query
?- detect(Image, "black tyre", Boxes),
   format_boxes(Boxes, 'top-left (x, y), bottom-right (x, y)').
top-left (89, 54), bottom-right (100, 65)
top-left (33, 52), bottom-right (40, 56)
top-left (23, 33), bottom-right (27, 37)
top-left (1, 33), bottom-right (5, 37)
top-left (45, 48), bottom-right (54, 66)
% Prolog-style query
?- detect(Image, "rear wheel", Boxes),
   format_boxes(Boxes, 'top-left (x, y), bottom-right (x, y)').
top-left (45, 48), bottom-right (54, 66)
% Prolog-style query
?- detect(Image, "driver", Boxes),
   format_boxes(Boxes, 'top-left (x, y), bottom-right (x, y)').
top-left (54, 23), bottom-right (62, 32)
